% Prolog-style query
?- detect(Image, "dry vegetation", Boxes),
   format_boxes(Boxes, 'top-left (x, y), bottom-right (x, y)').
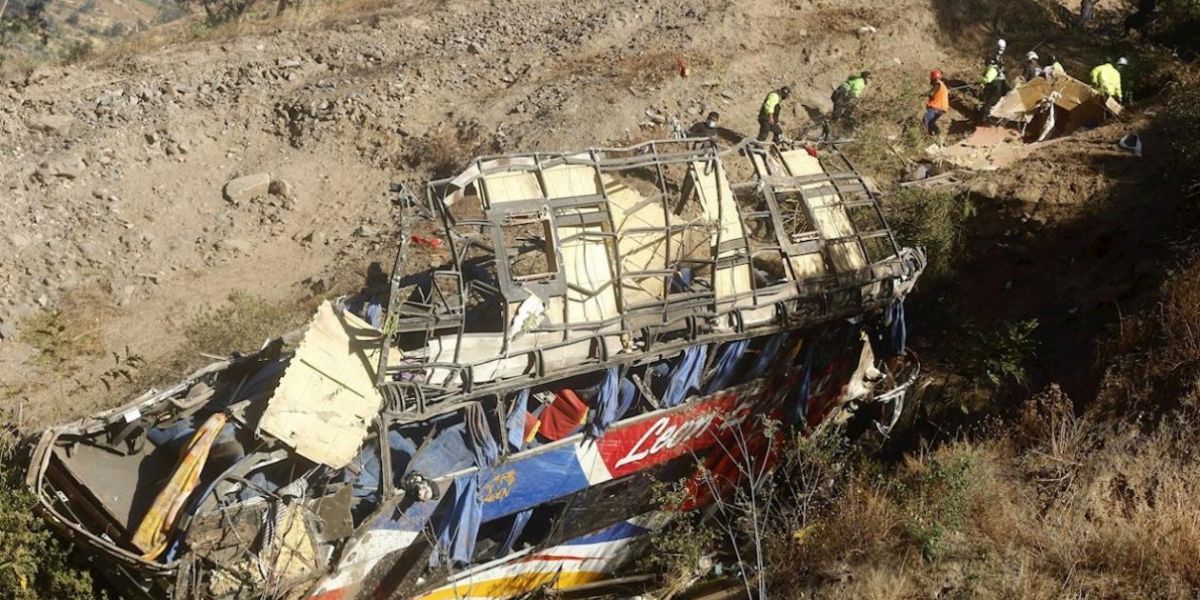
top-left (695, 391), bottom-right (1200, 599)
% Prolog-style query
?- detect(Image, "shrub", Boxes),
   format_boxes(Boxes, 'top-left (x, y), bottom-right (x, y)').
top-left (21, 287), bottom-right (113, 369)
top-left (180, 290), bottom-right (302, 358)
top-left (640, 483), bottom-right (720, 597)
top-left (958, 318), bottom-right (1040, 389)
top-left (897, 445), bottom-right (980, 562)
top-left (1161, 73), bottom-right (1200, 194)
top-left (0, 442), bottom-right (102, 600)
top-left (885, 187), bottom-right (975, 282)
top-left (407, 126), bottom-right (490, 180)
top-left (179, 0), bottom-right (258, 24)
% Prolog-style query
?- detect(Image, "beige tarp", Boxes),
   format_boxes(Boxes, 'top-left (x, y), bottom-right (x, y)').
top-left (558, 215), bottom-right (620, 324)
top-left (606, 175), bottom-right (672, 305)
top-left (691, 160), bottom-right (753, 303)
top-left (258, 302), bottom-right (383, 468)
top-left (424, 332), bottom-right (592, 386)
top-left (542, 163), bottom-right (600, 198)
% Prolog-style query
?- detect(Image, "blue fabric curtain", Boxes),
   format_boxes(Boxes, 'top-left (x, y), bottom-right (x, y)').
top-left (406, 423), bottom-right (475, 478)
top-left (585, 367), bottom-right (623, 439)
top-left (615, 378), bottom-right (637, 422)
top-left (704, 339), bottom-right (749, 393)
top-left (465, 402), bottom-right (498, 469)
top-left (498, 508), bottom-right (533, 557)
top-left (430, 403), bottom-right (500, 567)
top-left (888, 298), bottom-right (907, 357)
top-left (787, 342), bottom-right (815, 426)
top-left (501, 390), bottom-right (535, 555)
top-left (746, 333), bottom-right (787, 380)
top-left (505, 389), bottom-right (530, 452)
top-left (662, 345), bottom-right (708, 408)
top-left (431, 473), bottom-right (482, 567)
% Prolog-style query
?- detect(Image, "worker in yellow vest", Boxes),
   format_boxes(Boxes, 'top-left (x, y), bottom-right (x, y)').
top-left (979, 56), bottom-right (1008, 113)
top-left (831, 71), bottom-right (870, 125)
top-left (756, 86), bottom-right (791, 143)
top-left (1090, 57), bottom-right (1127, 102)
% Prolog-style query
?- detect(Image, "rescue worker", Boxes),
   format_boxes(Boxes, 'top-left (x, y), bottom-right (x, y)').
top-left (1090, 57), bottom-right (1126, 102)
top-left (689, 111), bottom-right (720, 138)
top-left (990, 39), bottom-right (1007, 66)
top-left (1023, 51), bottom-right (1040, 81)
top-left (979, 55), bottom-right (1008, 113)
top-left (757, 86), bottom-right (790, 143)
top-left (923, 68), bottom-right (950, 137)
top-left (831, 71), bottom-right (870, 125)
top-left (1048, 54), bottom-right (1066, 78)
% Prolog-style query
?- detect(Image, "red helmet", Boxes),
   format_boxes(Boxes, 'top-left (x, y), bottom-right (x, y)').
top-left (930, 68), bottom-right (944, 82)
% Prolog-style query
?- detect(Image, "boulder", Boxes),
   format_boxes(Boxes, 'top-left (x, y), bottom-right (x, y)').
top-left (38, 156), bottom-right (86, 180)
top-left (27, 114), bottom-right (76, 134)
top-left (223, 173), bottom-right (271, 203)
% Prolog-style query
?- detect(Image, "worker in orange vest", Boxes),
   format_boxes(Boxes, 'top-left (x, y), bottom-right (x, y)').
top-left (923, 68), bottom-right (950, 137)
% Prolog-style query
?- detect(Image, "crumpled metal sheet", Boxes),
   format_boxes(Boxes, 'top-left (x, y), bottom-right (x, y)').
top-left (258, 301), bottom-right (383, 468)
top-left (990, 74), bottom-right (1119, 127)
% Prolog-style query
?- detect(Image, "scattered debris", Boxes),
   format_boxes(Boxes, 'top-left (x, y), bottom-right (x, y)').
top-left (1119, 133), bottom-right (1143, 157)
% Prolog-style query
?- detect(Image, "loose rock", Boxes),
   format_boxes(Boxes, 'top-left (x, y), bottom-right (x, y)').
top-left (268, 178), bottom-right (293, 198)
top-left (27, 114), bottom-right (76, 134)
top-left (223, 173), bottom-right (272, 203)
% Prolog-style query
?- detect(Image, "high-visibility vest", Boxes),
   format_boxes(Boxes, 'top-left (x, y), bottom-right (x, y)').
top-left (761, 91), bottom-right (781, 118)
top-left (845, 76), bottom-right (866, 98)
top-left (927, 81), bottom-right (949, 111)
top-left (1090, 63), bottom-right (1122, 98)
top-left (980, 64), bottom-right (1000, 85)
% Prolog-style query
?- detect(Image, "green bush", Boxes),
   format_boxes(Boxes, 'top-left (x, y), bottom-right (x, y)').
top-left (898, 447), bottom-right (979, 562)
top-left (0, 443), bottom-right (101, 600)
top-left (885, 187), bottom-right (975, 281)
top-left (1161, 74), bottom-right (1200, 192)
top-left (960, 319), bottom-right (1040, 389)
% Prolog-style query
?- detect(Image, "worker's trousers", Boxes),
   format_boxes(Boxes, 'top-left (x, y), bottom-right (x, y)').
top-left (757, 117), bottom-right (783, 142)
top-left (922, 108), bottom-right (945, 135)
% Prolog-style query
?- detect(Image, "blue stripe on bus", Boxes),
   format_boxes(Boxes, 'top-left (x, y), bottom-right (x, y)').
top-left (563, 520), bottom-right (650, 545)
top-left (478, 445), bottom-right (591, 520)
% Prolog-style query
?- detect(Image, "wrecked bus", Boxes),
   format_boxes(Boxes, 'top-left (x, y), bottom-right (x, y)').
top-left (25, 139), bottom-right (924, 599)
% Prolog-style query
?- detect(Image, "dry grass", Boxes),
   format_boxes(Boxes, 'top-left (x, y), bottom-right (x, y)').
top-left (132, 290), bottom-right (309, 388)
top-left (1097, 262), bottom-right (1200, 409)
top-left (20, 286), bottom-right (115, 368)
top-left (760, 410), bottom-right (1200, 599)
top-left (1157, 264), bottom-right (1200, 370)
top-left (406, 127), bottom-right (489, 180)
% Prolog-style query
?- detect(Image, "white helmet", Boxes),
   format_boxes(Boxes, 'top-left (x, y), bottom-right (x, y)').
top-left (997, 39), bottom-right (1007, 51)
top-left (1027, 51), bottom-right (1039, 61)
top-left (1117, 56), bottom-right (1129, 66)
